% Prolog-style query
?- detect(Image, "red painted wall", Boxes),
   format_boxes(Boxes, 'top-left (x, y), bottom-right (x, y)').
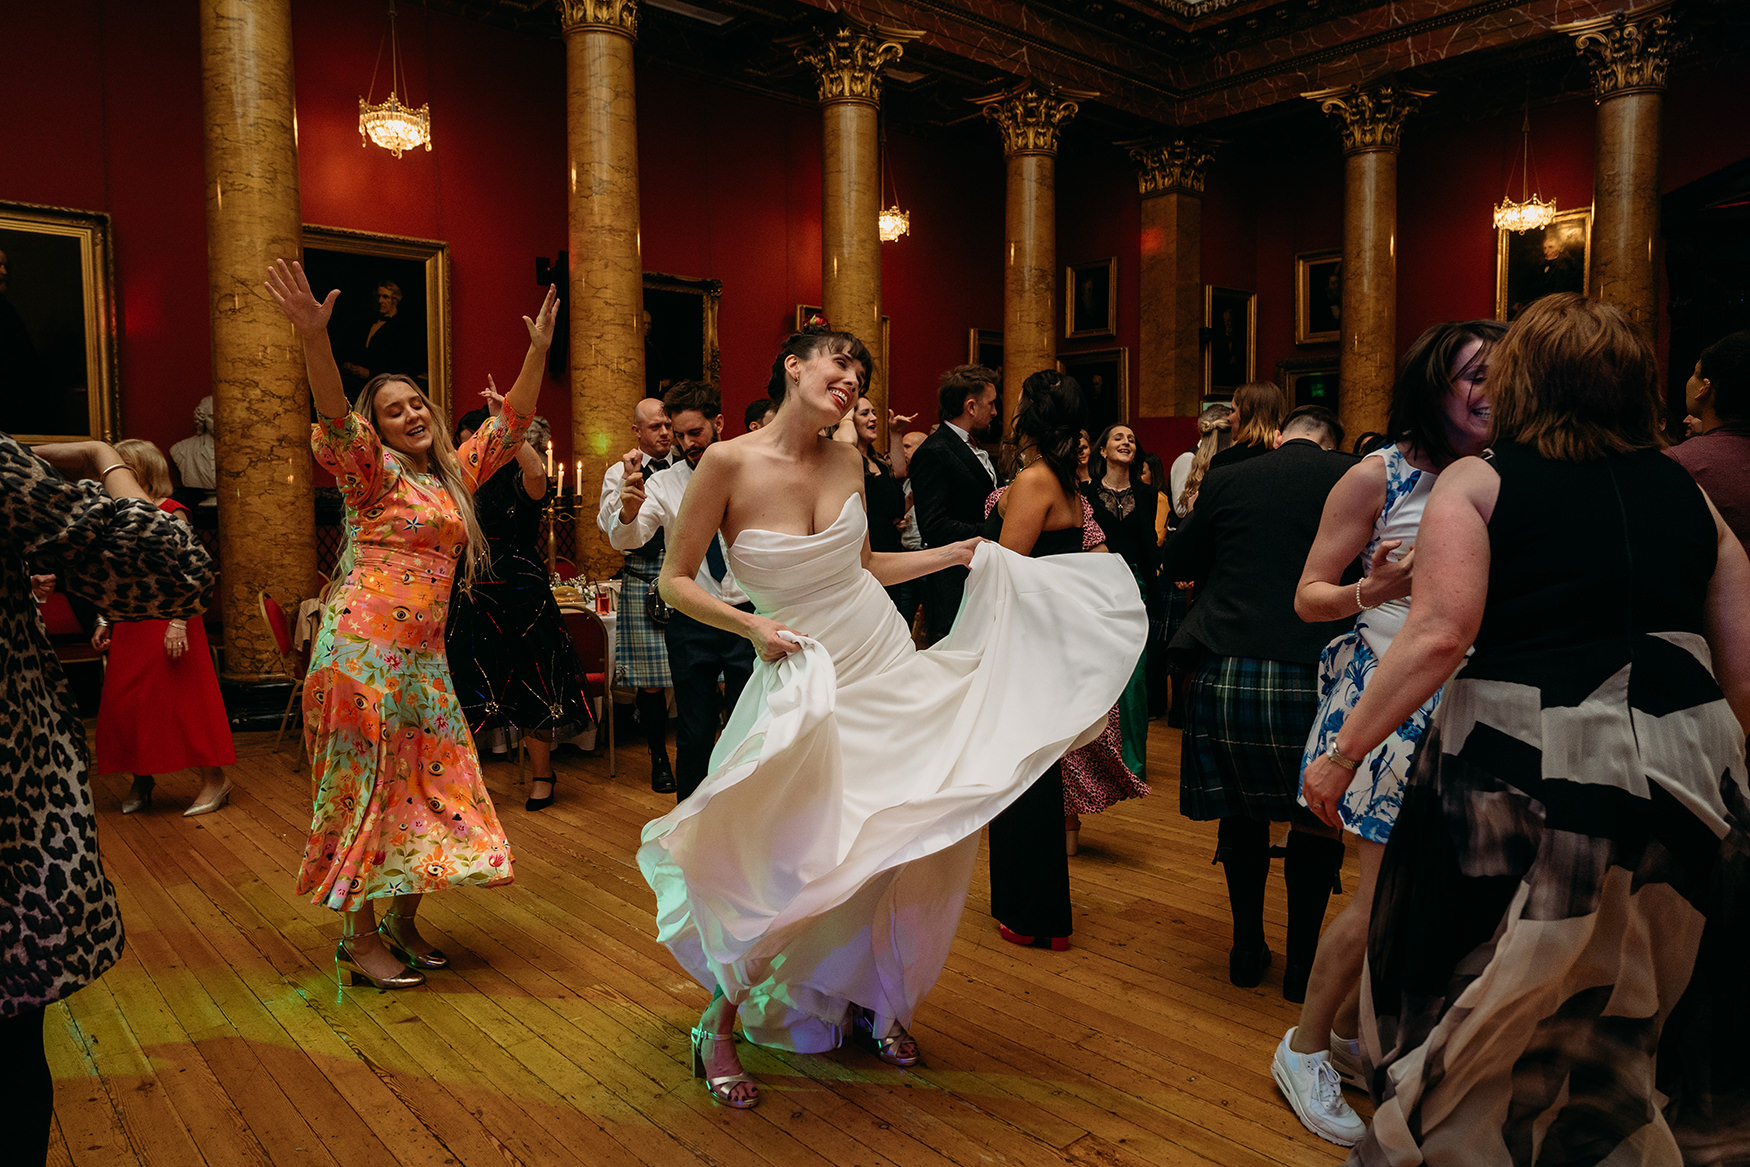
top-left (5, 3), bottom-right (1747, 475)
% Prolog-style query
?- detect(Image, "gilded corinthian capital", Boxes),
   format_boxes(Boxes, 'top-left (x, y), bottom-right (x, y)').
top-left (790, 22), bottom-right (923, 108)
top-left (1302, 82), bottom-right (1433, 156)
top-left (973, 82), bottom-right (1097, 157)
top-left (1123, 136), bottom-right (1221, 196)
top-left (1557, 3), bottom-right (1677, 101)
top-left (557, 0), bottom-right (638, 38)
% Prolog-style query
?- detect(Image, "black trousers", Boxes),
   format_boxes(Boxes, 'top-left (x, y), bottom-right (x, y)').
top-left (988, 763), bottom-right (1072, 939)
top-left (0, 1005), bottom-right (52, 1166)
top-left (663, 605), bottom-right (756, 801)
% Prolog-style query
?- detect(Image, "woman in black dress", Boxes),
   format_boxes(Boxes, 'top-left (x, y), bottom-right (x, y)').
top-left (984, 371), bottom-right (1110, 949)
top-left (446, 389), bottom-right (594, 812)
top-left (1299, 293), bottom-right (1750, 1163)
top-left (1084, 423), bottom-right (1158, 782)
top-left (849, 392), bottom-right (917, 614)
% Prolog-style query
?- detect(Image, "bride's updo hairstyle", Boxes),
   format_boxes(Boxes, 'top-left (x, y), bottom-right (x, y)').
top-left (765, 324), bottom-right (876, 403)
top-left (1012, 369), bottom-right (1086, 497)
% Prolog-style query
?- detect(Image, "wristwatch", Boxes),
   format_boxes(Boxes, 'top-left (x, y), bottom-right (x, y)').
top-left (1324, 740), bottom-right (1362, 770)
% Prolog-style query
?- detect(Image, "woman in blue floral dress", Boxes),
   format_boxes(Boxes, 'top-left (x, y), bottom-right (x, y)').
top-left (1268, 319), bottom-right (1506, 1147)
top-left (266, 259), bottom-right (557, 993)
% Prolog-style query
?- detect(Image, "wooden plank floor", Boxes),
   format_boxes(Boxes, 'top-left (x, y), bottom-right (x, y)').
top-left (48, 719), bottom-right (1365, 1167)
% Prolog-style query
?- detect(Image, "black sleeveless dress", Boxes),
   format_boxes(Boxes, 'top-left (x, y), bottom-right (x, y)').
top-left (445, 463), bottom-right (594, 737)
top-left (1358, 443), bottom-right (1750, 1163)
top-left (980, 510), bottom-right (1084, 940)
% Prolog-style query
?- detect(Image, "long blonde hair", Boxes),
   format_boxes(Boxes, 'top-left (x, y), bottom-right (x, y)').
top-left (115, 438), bottom-right (174, 503)
top-left (1229, 381), bottom-right (1287, 448)
top-left (1176, 403), bottom-right (1233, 514)
top-left (353, 374), bottom-right (490, 587)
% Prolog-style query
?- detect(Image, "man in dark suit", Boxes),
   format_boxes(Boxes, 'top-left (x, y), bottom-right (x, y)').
top-left (1162, 406), bottom-right (1356, 1024)
top-left (340, 280), bottom-right (423, 395)
top-left (907, 365), bottom-right (1001, 643)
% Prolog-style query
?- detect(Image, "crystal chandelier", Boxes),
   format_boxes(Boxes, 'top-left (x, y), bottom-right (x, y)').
top-left (359, 0), bottom-right (431, 158)
top-left (878, 119), bottom-right (909, 243)
top-left (1493, 99), bottom-right (1553, 233)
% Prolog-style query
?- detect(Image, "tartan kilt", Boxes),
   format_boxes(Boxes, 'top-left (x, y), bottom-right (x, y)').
top-left (1178, 653), bottom-right (1321, 824)
top-left (615, 575), bottom-right (672, 688)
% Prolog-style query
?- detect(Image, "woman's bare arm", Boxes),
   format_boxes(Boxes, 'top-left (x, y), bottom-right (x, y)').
top-left (265, 259), bottom-right (347, 419)
top-left (1295, 456), bottom-right (1394, 622)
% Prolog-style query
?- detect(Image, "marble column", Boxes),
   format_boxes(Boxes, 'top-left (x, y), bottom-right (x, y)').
top-left (1125, 137), bottom-right (1218, 420)
top-left (793, 22), bottom-right (920, 437)
top-left (1559, 4), bottom-right (1675, 333)
top-left (200, 0), bottom-right (313, 682)
top-left (974, 82), bottom-right (1091, 427)
top-left (559, 0), bottom-right (644, 577)
top-left (1304, 83), bottom-right (1430, 441)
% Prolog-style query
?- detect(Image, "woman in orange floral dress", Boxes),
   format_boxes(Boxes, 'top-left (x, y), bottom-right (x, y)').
top-left (266, 259), bottom-right (557, 993)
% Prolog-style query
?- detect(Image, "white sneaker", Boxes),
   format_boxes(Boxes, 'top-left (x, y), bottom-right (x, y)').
top-left (1272, 1027), bottom-right (1366, 1147)
top-left (1328, 1030), bottom-right (1365, 1091)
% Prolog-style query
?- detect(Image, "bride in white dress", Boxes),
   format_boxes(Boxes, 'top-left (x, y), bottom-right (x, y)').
top-left (640, 327), bottom-right (1145, 1108)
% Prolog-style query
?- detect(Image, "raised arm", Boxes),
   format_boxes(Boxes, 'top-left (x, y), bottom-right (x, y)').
top-left (503, 285), bottom-right (559, 419)
top-left (265, 259), bottom-right (347, 419)
top-left (658, 444), bottom-right (800, 662)
top-left (480, 375), bottom-right (548, 500)
top-left (1295, 457), bottom-right (1397, 623)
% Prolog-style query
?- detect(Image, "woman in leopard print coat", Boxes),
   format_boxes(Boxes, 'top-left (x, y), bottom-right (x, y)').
top-left (1, 433), bottom-right (213, 1164)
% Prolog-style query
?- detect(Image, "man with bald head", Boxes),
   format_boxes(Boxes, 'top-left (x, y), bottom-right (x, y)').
top-left (597, 395), bottom-right (681, 791)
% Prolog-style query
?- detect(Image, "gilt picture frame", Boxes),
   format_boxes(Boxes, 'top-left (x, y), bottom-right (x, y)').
top-left (302, 225), bottom-right (450, 415)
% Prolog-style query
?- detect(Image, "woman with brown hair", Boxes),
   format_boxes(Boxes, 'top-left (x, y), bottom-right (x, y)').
top-left (90, 439), bottom-right (235, 817)
top-left (266, 258), bottom-right (557, 994)
top-left (1300, 293), bottom-right (1750, 1162)
top-left (1209, 380), bottom-right (1287, 471)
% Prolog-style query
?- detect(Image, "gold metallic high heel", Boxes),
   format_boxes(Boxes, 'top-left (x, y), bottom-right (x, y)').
top-left (851, 1006), bottom-right (920, 1067)
top-left (691, 1026), bottom-right (760, 1108)
top-left (335, 930), bottom-right (425, 1001)
top-left (121, 776), bottom-right (155, 815)
top-left (379, 910), bottom-right (449, 970)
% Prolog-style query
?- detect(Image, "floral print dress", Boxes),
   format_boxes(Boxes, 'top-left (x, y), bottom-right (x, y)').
top-left (296, 406), bottom-right (528, 911)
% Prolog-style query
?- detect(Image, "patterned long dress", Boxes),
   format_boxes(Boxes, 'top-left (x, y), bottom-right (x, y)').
top-left (296, 406), bottom-right (528, 912)
top-left (1355, 443), bottom-right (1750, 1164)
top-left (2, 434), bottom-right (213, 1012)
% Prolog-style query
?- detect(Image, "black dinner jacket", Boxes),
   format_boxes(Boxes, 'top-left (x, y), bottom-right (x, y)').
top-left (1162, 437), bottom-right (1359, 665)
top-left (909, 424), bottom-right (997, 548)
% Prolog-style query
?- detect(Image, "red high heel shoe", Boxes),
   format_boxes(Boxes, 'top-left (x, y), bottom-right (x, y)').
top-left (998, 924), bottom-right (1070, 951)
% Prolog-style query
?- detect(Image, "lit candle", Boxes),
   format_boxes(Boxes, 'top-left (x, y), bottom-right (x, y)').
top-left (546, 439), bottom-right (554, 479)
top-left (575, 459), bottom-right (583, 498)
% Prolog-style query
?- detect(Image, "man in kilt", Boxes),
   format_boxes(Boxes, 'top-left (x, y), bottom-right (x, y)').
top-left (1162, 407), bottom-right (1355, 999)
top-left (597, 396), bottom-right (680, 792)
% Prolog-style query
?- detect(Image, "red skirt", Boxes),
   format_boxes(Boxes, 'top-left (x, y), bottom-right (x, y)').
top-left (94, 617), bottom-right (236, 775)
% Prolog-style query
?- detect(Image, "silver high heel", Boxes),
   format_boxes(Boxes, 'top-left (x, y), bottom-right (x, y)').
top-left (335, 929), bottom-right (425, 1002)
top-left (851, 1006), bottom-right (920, 1067)
top-left (121, 776), bottom-right (155, 814)
top-left (379, 910), bottom-right (449, 970)
top-left (183, 777), bottom-right (232, 817)
top-left (691, 1026), bottom-right (760, 1108)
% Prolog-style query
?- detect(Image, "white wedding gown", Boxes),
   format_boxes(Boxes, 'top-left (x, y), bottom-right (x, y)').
top-left (637, 495), bottom-right (1145, 1052)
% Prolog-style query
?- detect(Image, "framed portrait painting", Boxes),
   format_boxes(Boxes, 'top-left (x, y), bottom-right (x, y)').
top-left (1276, 355), bottom-right (1340, 412)
top-left (1066, 258), bottom-right (1117, 339)
top-left (1204, 285), bottom-right (1257, 397)
top-left (1496, 207), bottom-right (1591, 322)
top-left (1295, 249), bottom-right (1342, 345)
top-left (302, 225), bottom-right (450, 414)
top-left (967, 328), bottom-right (1002, 371)
top-left (0, 200), bottom-right (118, 442)
top-left (1058, 348), bottom-right (1128, 435)
top-left (645, 272), bottom-right (721, 397)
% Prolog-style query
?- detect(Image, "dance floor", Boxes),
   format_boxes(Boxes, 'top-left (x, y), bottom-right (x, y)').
top-left (49, 719), bottom-right (1362, 1166)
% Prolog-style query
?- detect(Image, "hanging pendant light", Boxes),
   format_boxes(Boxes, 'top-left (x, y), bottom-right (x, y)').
top-left (1493, 95), bottom-right (1554, 233)
top-left (359, 0), bottom-right (431, 158)
top-left (878, 118), bottom-right (910, 242)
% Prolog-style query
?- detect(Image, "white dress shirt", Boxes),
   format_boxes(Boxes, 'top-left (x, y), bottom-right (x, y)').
top-left (944, 420), bottom-right (996, 485)
top-left (606, 458), bottom-right (749, 606)
top-left (597, 451), bottom-right (675, 540)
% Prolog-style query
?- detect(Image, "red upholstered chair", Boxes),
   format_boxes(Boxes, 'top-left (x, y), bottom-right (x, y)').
top-left (561, 607), bottom-right (614, 776)
top-left (258, 591), bottom-right (309, 767)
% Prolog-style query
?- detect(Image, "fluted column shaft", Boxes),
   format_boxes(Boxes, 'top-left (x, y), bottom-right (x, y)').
top-left (976, 84), bottom-right (1087, 428)
top-left (794, 23), bottom-right (919, 437)
top-left (560, 1), bottom-right (643, 577)
top-left (200, 0), bottom-right (314, 681)
top-left (1127, 138), bottom-right (1217, 419)
top-left (1562, 5), bottom-right (1674, 333)
top-left (1305, 83), bottom-right (1428, 441)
